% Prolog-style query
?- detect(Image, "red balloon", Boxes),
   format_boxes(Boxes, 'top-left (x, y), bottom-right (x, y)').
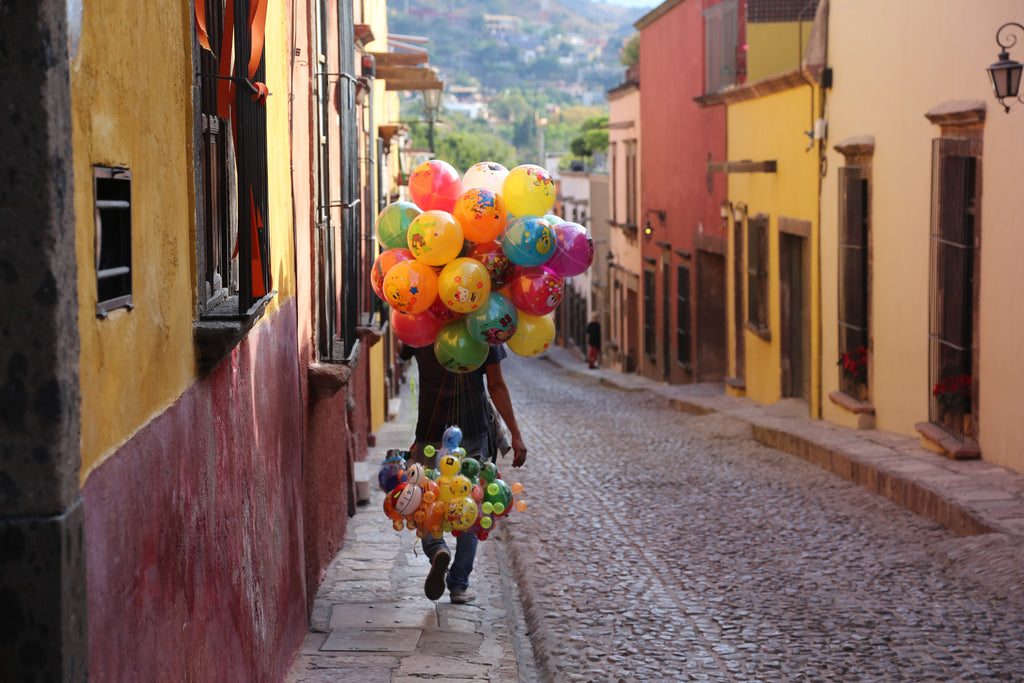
top-left (408, 160), bottom-right (462, 213)
top-left (507, 266), bottom-right (564, 315)
top-left (391, 308), bottom-right (445, 348)
top-left (466, 240), bottom-right (515, 290)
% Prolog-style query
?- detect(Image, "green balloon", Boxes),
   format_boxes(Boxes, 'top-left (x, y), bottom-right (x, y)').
top-left (434, 320), bottom-right (489, 373)
top-left (375, 201), bottom-right (421, 250)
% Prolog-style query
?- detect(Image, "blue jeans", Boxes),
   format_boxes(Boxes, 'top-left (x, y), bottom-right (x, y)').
top-left (412, 431), bottom-right (489, 591)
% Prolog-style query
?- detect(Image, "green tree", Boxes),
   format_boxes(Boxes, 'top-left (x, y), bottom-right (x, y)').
top-left (620, 33), bottom-right (639, 67)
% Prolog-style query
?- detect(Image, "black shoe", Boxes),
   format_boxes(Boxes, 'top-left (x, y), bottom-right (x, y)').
top-left (424, 549), bottom-right (450, 601)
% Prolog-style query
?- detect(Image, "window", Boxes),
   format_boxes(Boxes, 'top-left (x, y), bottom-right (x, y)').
top-left (193, 0), bottom-right (274, 368)
top-left (746, 213), bottom-right (769, 336)
top-left (676, 264), bottom-right (691, 367)
top-left (609, 141), bottom-right (617, 222)
top-left (928, 137), bottom-right (980, 440)
top-left (94, 166), bottom-right (132, 317)
top-left (643, 267), bottom-right (656, 358)
top-left (625, 140), bottom-right (637, 228)
top-left (194, 0), bottom-right (272, 315)
top-left (837, 167), bottom-right (869, 397)
top-left (703, 0), bottom-right (738, 95)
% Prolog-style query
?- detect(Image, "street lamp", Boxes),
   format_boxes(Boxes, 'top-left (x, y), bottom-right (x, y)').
top-left (987, 22), bottom-right (1024, 113)
top-left (422, 87), bottom-right (443, 153)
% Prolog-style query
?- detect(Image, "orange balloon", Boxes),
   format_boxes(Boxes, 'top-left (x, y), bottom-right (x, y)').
top-left (453, 187), bottom-right (507, 243)
top-left (382, 259), bottom-right (438, 314)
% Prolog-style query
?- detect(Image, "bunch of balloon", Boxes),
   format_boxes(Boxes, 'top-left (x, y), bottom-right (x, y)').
top-left (376, 426), bottom-right (527, 541)
top-left (370, 158), bottom-right (596, 370)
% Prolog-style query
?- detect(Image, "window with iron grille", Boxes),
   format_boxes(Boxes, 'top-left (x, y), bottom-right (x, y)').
top-left (748, 0), bottom-right (819, 23)
top-left (746, 213), bottom-right (769, 335)
top-left (643, 268), bottom-right (656, 358)
top-left (676, 264), bottom-right (691, 367)
top-left (94, 166), bottom-right (132, 317)
top-left (195, 0), bottom-right (272, 320)
top-left (625, 140), bottom-right (637, 228)
top-left (703, 0), bottom-right (738, 95)
top-left (837, 167), bottom-right (869, 397)
top-left (928, 137), bottom-right (980, 441)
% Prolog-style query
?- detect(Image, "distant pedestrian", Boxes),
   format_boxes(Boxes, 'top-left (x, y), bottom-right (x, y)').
top-left (585, 313), bottom-right (601, 369)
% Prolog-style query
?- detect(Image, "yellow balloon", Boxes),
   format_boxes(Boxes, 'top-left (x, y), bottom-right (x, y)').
top-left (438, 257), bottom-right (492, 313)
top-left (407, 210), bottom-right (464, 266)
top-left (446, 497), bottom-right (479, 531)
top-left (501, 164), bottom-right (556, 217)
top-left (507, 311), bottom-right (555, 357)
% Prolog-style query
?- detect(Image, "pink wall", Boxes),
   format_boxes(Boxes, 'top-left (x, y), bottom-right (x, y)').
top-left (84, 301), bottom-right (307, 682)
top-left (639, 0), bottom-right (728, 381)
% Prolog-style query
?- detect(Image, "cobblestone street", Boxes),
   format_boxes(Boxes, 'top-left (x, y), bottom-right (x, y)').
top-left (495, 354), bottom-right (1024, 682)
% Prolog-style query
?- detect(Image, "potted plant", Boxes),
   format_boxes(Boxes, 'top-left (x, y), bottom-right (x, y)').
top-left (933, 373), bottom-right (973, 434)
top-left (838, 345), bottom-right (868, 398)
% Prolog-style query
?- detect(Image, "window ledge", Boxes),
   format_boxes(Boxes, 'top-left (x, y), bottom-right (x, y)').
top-left (745, 322), bottom-right (771, 342)
top-left (725, 376), bottom-right (746, 390)
top-left (914, 421), bottom-right (982, 460)
top-left (194, 292), bottom-right (275, 373)
top-left (828, 390), bottom-right (874, 415)
top-left (309, 338), bottom-right (364, 399)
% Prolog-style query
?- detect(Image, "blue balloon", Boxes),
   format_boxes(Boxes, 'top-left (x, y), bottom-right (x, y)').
top-left (443, 425), bottom-right (463, 450)
top-left (501, 216), bottom-right (555, 266)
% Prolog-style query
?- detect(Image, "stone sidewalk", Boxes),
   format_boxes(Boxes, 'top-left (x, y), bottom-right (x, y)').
top-left (285, 379), bottom-right (537, 683)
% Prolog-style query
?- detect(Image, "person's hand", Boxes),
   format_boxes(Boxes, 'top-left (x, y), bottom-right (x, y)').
top-left (510, 435), bottom-right (527, 468)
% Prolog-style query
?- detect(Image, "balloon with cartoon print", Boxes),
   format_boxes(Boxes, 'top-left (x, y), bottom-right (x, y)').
top-left (502, 164), bottom-right (556, 217)
top-left (382, 259), bottom-right (438, 314)
top-left (407, 210), bottom-right (464, 266)
top-left (437, 257), bottom-right (491, 313)
top-left (453, 187), bottom-right (507, 243)
top-left (466, 240), bottom-right (515, 290)
top-left (507, 266), bottom-right (563, 316)
top-left (371, 248), bottom-right (415, 301)
top-left (465, 292), bottom-right (518, 345)
top-left (502, 215), bottom-right (555, 267)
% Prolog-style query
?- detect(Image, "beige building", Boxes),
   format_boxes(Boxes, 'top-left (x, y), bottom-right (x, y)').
top-left (819, 0), bottom-right (1024, 473)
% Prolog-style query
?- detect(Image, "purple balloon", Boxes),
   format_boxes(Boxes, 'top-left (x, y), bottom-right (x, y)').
top-left (545, 222), bottom-right (594, 277)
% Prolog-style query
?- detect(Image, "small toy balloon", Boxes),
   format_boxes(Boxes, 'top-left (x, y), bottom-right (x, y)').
top-left (378, 453), bottom-right (407, 492)
top-left (507, 311), bottom-right (555, 358)
top-left (446, 496), bottom-right (479, 531)
top-left (434, 319), bottom-right (490, 373)
top-left (375, 201), bottom-right (421, 250)
top-left (407, 210), bottom-right (464, 266)
top-left (453, 187), bottom-right (507, 243)
top-left (382, 259), bottom-right (438, 314)
top-left (502, 164), bottom-right (556, 217)
top-left (391, 308), bottom-right (445, 348)
top-left (408, 160), bottom-right (462, 213)
top-left (546, 222), bottom-right (595, 278)
top-left (507, 266), bottom-right (564, 316)
top-left (502, 216), bottom-right (555, 267)
top-left (443, 425), bottom-right (463, 450)
top-left (465, 292), bottom-right (518, 345)
top-left (437, 257), bottom-right (492, 313)
top-left (462, 161), bottom-right (509, 195)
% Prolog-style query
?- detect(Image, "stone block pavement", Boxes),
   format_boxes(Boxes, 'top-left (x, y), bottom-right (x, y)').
top-left (286, 344), bottom-right (1024, 681)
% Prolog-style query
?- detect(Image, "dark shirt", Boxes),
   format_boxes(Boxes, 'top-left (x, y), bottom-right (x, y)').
top-left (586, 321), bottom-right (601, 348)
top-left (399, 344), bottom-right (505, 443)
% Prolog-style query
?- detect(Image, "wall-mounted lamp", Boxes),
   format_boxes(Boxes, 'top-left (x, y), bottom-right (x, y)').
top-left (720, 199), bottom-right (731, 229)
top-left (643, 209), bottom-right (665, 241)
top-left (732, 202), bottom-right (748, 223)
top-left (422, 84), bottom-right (443, 153)
top-left (987, 22), bottom-right (1024, 113)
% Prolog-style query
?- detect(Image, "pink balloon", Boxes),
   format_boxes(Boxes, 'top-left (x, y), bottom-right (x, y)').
top-left (507, 266), bottom-right (564, 316)
top-left (545, 222), bottom-right (594, 277)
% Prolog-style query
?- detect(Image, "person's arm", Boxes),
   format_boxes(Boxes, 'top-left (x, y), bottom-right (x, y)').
top-left (484, 362), bottom-right (527, 467)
